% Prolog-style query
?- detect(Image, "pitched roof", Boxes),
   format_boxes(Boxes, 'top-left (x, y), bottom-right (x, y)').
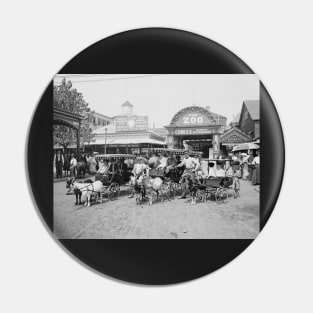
top-left (243, 100), bottom-right (259, 120)
top-left (220, 126), bottom-right (252, 142)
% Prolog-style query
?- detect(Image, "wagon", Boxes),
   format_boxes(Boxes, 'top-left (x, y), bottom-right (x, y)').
top-left (95, 154), bottom-right (137, 201)
top-left (193, 175), bottom-right (240, 204)
top-left (97, 176), bottom-right (121, 201)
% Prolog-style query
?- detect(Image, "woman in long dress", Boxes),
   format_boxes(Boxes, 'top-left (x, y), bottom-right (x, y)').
top-left (242, 153), bottom-right (249, 180)
top-left (247, 151), bottom-right (255, 181)
top-left (251, 150), bottom-right (260, 185)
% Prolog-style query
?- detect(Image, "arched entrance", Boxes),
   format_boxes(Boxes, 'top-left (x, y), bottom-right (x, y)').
top-left (165, 106), bottom-right (226, 158)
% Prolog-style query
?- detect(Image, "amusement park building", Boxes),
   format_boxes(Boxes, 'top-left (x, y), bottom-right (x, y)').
top-left (89, 101), bottom-right (166, 154)
top-left (58, 100), bottom-right (259, 158)
top-left (164, 105), bottom-right (227, 158)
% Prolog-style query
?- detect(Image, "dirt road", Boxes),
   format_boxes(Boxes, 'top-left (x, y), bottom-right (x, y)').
top-left (54, 180), bottom-right (259, 239)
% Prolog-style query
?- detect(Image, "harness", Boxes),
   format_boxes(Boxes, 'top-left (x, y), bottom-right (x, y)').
top-left (73, 182), bottom-right (95, 193)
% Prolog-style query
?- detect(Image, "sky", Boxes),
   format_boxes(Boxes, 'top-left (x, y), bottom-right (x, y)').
top-left (54, 74), bottom-right (259, 128)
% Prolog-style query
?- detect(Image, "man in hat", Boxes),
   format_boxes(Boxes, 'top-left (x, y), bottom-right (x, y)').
top-left (176, 151), bottom-right (200, 199)
top-left (54, 150), bottom-right (64, 178)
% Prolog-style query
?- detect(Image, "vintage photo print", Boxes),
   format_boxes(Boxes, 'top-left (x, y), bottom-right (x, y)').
top-left (53, 74), bottom-right (260, 239)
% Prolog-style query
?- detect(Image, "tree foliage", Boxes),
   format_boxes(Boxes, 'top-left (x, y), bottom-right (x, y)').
top-left (53, 78), bottom-right (94, 151)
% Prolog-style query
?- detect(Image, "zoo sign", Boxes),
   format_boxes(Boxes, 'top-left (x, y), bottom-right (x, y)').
top-left (182, 114), bottom-right (204, 124)
top-left (176, 112), bottom-right (213, 126)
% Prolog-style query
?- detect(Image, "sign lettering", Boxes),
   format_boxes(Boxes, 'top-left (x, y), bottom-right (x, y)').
top-left (174, 128), bottom-right (212, 135)
top-left (177, 112), bottom-right (212, 126)
top-left (115, 116), bottom-right (148, 132)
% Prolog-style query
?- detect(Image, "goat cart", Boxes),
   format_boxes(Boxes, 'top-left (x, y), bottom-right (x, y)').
top-left (92, 174), bottom-right (121, 202)
top-left (95, 154), bottom-right (137, 201)
top-left (193, 176), bottom-right (240, 204)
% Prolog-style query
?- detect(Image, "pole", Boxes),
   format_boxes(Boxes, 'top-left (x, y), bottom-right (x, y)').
top-left (104, 127), bottom-right (107, 154)
top-left (77, 122), bottom-right (81, 160)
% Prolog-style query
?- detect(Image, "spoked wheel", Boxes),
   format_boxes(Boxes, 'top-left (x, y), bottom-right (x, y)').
top-left (169, 182), bottom-right (178, 199)
top-left (160, 182), bottom-right (171, 201)
top-left (176, 183), bottom-right (183, 195)
top-left (196, 189), bottom-right (206, 202)
top-left (108, 182), bottom-right (120, 201)
top-left (215, 188), bottom-right (228, 204)
top-left (233, 179), bottom-right (240, 199)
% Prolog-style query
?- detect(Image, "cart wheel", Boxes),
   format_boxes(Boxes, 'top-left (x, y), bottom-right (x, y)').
top-left (109, 183), bottom-right (120, 201)
top-left (224, 189), bottom-right (229, 203)
top-left (171, 188), bottom-right (176, 199)
top-left (215, 188), bottom-right (223, 204)
top-left (167, 182), bottom-right (176, 199)
top-left (197, 190), bottom-right (205, 202)
top-left (176, 183), bottom-right (183, 194)
top-left (215, 188), bottom-right (228, 204)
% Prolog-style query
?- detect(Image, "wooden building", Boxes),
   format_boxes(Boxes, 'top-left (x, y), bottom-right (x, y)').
top-left (238, 100), bottom-right (260, 140)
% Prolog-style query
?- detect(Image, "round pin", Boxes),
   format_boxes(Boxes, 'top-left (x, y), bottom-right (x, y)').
top-left (27, 28), bottom-right (285, 285)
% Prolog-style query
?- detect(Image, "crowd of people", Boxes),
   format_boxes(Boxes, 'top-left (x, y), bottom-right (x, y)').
top-left (53, 149), bottom-right (260, 186)
top-left (228, 150), bottom-right (260, 185)
top-left (53, 151), bottom-right (127, 179)
top-left (53, 151), bottom-right (94, 179)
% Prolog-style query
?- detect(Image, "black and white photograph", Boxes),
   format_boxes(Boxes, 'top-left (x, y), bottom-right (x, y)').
top-left (53, 74), bottom-right (260, 239)
top-left (5, 0), bottom-right (313, 310)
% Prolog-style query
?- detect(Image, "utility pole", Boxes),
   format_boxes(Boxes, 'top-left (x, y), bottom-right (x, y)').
top-left (104, 127), bottom-right (107, 154)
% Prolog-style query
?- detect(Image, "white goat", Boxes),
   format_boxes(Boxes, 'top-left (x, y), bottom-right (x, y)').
top-left (73, 181), bottom-right (103, 207)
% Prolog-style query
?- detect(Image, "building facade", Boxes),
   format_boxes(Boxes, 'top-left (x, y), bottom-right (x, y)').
top-left (164, 106), bottom-right (227, 158)
top-left (90, 111), bottom-right (113, 132)
top-left (220, 126), bottom-right (253, 153)
top-left (89, 101), bottom-right (166, 154)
